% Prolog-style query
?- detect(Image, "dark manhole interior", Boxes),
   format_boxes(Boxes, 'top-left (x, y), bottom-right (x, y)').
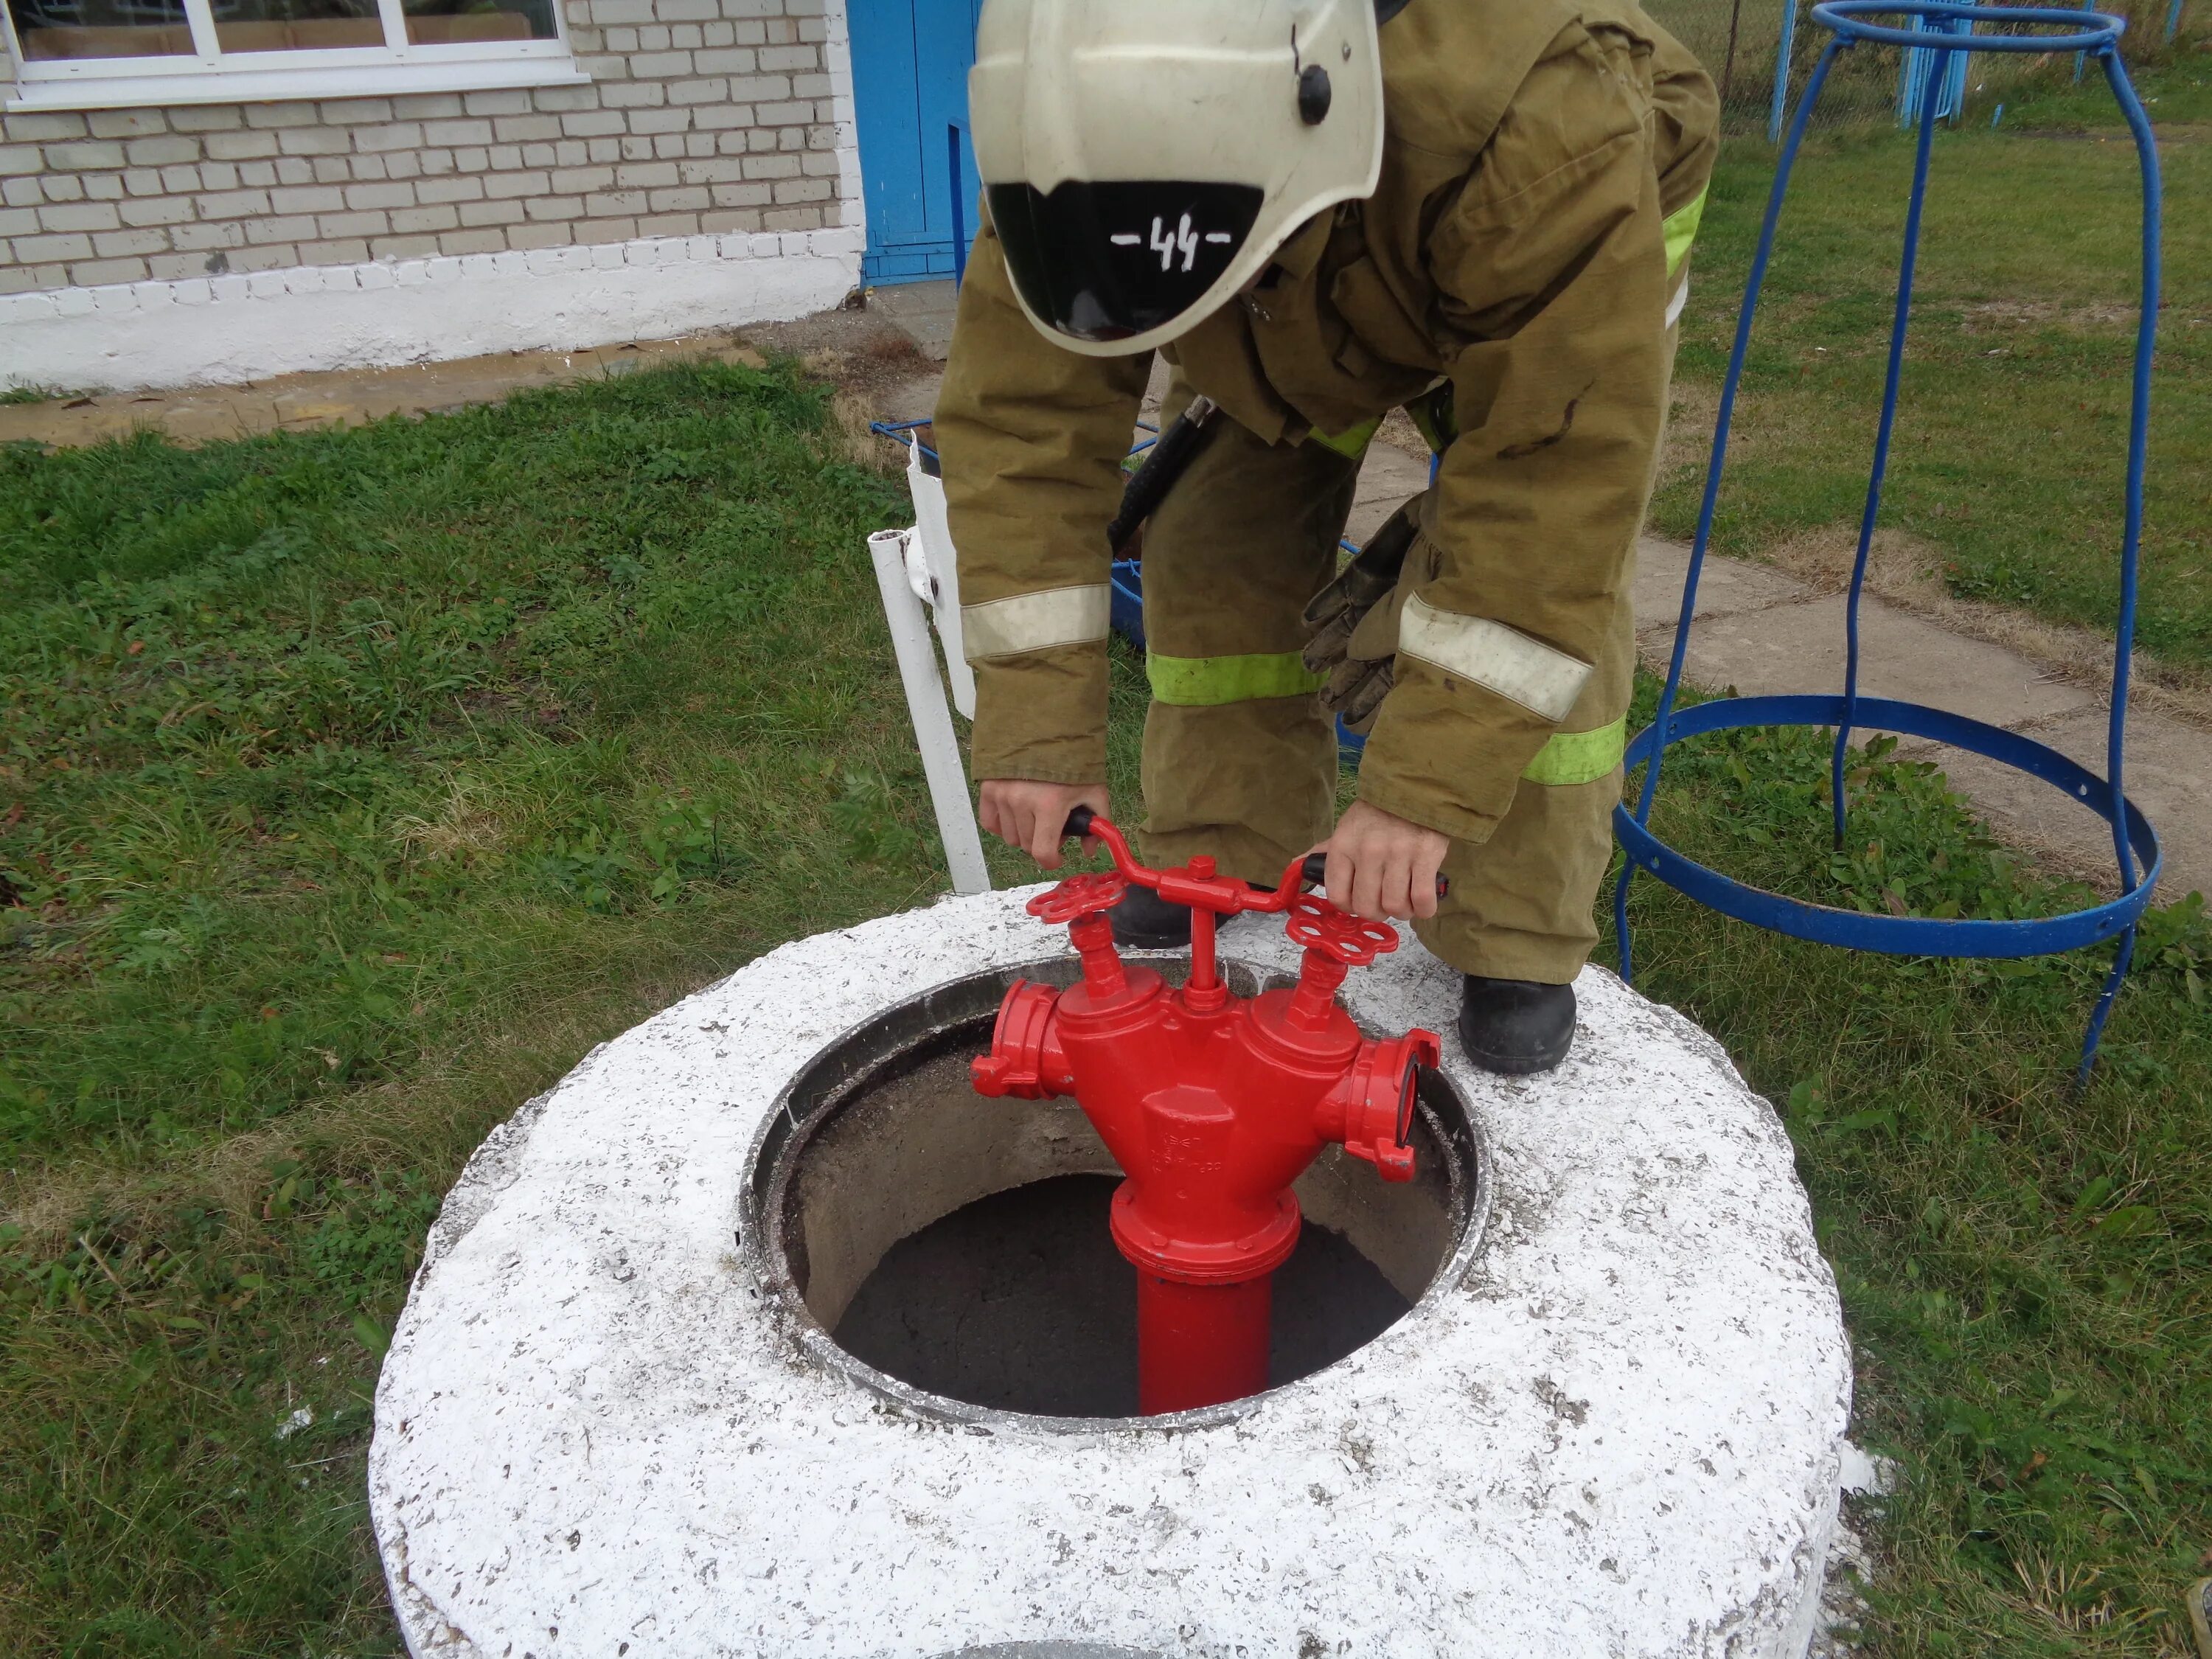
top-left (834, 1169), bottom-right (1410, 1418)
top-left (757, 964), bottom-right (1476, 1421)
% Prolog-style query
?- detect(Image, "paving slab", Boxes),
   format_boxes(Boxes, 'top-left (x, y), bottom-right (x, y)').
top-left (1633, 536), bottom-right (1815, 638)
top-left (1930, 707), bottom-right (2211, 899)
top-left (1672, 592), bottom-right (2096, 731)
top-left (869, 279), bottom-right (959, 363)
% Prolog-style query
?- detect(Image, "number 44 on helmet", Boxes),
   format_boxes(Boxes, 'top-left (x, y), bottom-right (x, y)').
top-left (970, 0), bottom-right (1410, 356)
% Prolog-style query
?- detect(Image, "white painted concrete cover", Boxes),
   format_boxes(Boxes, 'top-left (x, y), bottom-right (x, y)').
top-left (370, 887), bottom-right (1853, 1657)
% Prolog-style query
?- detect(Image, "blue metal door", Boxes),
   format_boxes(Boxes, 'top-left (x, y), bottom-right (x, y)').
top-left (849, 0), bottom-right (984, 284)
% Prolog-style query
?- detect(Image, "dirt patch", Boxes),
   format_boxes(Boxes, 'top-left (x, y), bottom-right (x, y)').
top-left (739, 302), bottom-right (942, 473)
top-left (2015, 122), bottom-right (2209, 145)
top-left (740, 302), bottom-right (933, 400)
top-left (0, 333), bottom-right (777, 451)
top-left (1957, 299), bottom-right (2143, 333)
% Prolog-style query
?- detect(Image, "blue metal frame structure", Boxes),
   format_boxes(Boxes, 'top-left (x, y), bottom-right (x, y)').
top-left (1898, 3), bottom-right (1975, 125)
top-left (1770, 0), bottom-right (1803, 141)
top-left (1614, 1), bottom-right (2166, 1080)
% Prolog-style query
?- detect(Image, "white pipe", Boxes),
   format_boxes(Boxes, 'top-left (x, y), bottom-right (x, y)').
top-left (869, 529), bottom-right (992, 897)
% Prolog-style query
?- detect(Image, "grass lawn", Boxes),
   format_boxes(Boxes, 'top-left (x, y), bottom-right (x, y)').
top-left (1657, 57), bottom-right (2212, 675)
top-left (1, 361), bottom-right (2208, 1657)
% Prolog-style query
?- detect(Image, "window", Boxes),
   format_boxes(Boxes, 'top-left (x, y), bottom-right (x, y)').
top-left (4, 0), bottom-right (586, 108)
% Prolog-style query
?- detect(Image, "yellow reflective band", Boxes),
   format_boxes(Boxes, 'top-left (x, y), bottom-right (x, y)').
top-left (1147, 650), bottom-right (1326, 707)
top-left (961, 584), bottom-right (1111, 661)
top-left (1520, 715), bottom-right (1628, 787)
top-left (1663, 187), bottom-right (1708, 281)
top-left (1308, 416), bottom-right (1381, 461)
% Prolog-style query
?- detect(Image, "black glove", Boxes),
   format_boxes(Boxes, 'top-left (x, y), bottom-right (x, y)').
top-left (1302, 500), bottom-right (1418, 735)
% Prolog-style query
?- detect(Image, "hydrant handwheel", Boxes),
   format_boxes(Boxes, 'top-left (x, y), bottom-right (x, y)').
top-left (1027, 871), bottom-right (1128, 923)
top-left (973, 813), bottom-right (1444, 1413)
top-left (1286, 894), bottom-right (1398, 967)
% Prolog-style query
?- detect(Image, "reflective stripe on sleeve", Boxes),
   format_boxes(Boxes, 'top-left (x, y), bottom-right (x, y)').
top-left (1663, 186), bottom-right (1707, 280)
top-left (1520, 714), bottom-right (1628, 786)
top-left (960, 584), bottom-right (1111, 661)
top-left (1147, 650), bottom-right (1325, 707)
top-left (1396, 594), bottom-right (1592, 723)
top-left (1666, 274), bottom-right (1690, 330)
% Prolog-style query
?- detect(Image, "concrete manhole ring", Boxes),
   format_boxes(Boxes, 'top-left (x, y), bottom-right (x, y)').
top-left (370, 887), bottom-right (1852, 1657)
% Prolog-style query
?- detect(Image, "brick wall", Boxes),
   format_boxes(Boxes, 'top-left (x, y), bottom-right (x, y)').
top-left (0, 0), bottom-right (854, 296)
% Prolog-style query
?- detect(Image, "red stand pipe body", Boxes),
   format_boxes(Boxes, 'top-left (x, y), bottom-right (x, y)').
top-left (971, 814), bottom-right (1441, 1416)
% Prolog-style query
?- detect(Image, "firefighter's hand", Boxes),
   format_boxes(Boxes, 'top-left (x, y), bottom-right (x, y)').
top-left (978, 779), bottom-right (1109, 870)
top-left (1315, 801), bottom-right (1449, 923)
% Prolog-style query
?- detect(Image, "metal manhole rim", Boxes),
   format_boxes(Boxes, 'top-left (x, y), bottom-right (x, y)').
top-left (737, 950), bottom-right (1498, 1436)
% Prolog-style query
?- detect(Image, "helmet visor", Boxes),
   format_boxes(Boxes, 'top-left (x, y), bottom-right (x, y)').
top-left (988, 179), bottom-right (1265, 347)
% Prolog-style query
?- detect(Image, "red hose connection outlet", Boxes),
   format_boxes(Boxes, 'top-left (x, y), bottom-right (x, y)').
top-left (971, 811), bottom-right (1441, 1415)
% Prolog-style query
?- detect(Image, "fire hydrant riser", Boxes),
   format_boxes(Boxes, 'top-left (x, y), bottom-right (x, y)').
top-left (1137, 1271), bottom-right (1273, 1416)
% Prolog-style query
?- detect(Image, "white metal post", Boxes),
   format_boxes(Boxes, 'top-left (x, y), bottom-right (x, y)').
top-left (868, 529), bottom-right (992, 896)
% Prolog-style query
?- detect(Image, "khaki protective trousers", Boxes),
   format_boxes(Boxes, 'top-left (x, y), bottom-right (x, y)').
top-left (1137, 409), bottom-right (1636, 986)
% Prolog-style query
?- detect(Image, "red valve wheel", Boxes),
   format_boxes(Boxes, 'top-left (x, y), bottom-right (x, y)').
top-left (1284, 894), bottom-right (1399, 967)
top-left (1027, 872), bottom-right (1130, 924)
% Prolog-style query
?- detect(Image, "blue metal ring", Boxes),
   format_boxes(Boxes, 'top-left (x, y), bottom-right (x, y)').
top-left (1812, 1), bottom-right (2125, 52)
top-left (1614, 696), bottom-right (2162, 959)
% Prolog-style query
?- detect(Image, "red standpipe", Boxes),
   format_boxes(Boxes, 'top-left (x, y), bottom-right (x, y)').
top-left (971, 812), bottom-right (1441, 1416)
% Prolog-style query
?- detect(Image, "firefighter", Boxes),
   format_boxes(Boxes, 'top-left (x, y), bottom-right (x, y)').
top-left (934, 0), bottom-right (1719, 1074)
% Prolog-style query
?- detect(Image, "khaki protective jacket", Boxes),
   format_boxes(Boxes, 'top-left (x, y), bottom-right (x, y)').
top-left (935, 0), bottom-right (1719, 846)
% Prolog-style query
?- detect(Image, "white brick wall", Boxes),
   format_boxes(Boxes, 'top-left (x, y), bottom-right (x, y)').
top-left (0, 0), bottom-right (855, 296)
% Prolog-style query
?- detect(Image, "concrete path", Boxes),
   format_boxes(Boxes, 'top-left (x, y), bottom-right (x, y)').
top-left (1628, 540), bottom-right (2208, 900)
top-left (2, 291), bottom-right (2199, 902)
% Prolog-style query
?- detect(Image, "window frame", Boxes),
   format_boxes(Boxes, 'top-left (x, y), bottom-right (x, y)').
top-left (3, 0), bottom-right (588, 111)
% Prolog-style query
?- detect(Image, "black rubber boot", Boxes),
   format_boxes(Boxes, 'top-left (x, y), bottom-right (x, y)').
top-left (1105, 884), bottom-right (1249, 950)
top-left (1457, 976), bottom-right (1576, 1076)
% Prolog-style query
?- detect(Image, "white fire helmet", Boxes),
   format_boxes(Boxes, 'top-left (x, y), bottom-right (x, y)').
top-left (968, 0), bottom-right (1397, 358)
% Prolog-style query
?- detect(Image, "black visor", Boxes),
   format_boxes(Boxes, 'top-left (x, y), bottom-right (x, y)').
top-left (988, 180), bottom-right (1265, 344)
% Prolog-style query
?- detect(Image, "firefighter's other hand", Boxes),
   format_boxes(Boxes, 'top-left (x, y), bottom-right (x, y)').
top-left (978, 779), bottom-right (1109, 870)
top-left (1316, 801), bottom-right (1448, 922)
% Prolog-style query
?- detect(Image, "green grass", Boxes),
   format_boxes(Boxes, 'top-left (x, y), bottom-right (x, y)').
top-left (1, 361), bottom-right (2207, 1655)
top-left (0, 362), bottom-right (942, 1653)
top-left (1658, 58), bottom-right (2212, 671)
top-left (1618, 686), bottom-right (2212, 1655)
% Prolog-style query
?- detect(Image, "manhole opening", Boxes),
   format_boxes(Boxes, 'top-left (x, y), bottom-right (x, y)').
top-left (748, 959), bottom-right (1480, 1420)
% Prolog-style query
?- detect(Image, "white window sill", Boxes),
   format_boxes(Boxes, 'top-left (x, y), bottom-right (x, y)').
top-left (6, 56), bottom-right (589, 111)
